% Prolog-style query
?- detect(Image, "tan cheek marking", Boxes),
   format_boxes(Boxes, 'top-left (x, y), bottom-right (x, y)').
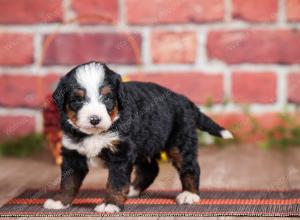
top-left (109, 105), bottom-right (119, 121)
top-left (101, 86), bottom-right (112, 96)
top-left (65, 105), bottom-right (77, 125)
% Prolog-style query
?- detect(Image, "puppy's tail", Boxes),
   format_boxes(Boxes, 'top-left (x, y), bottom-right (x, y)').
top-left (193, 106), bottom-right (233, 139)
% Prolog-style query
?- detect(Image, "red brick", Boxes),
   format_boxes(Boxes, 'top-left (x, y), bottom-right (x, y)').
top-left (0, 34), bottom-right (33, 66)
top-left (0, 116), bottom-right (35, 138)
top-left (151, 31), bottom-right (197, 63)
top-left (0, 74), bottom-right (59, 108)
top-left (0, 0), bottom-right (63, 24)
top-left (43, 74), bottom-right (60, 94)
top-left (126, 0), bottom-right (224, 24)
top-left (286, 0), bottom-right (300, 21)
top-left (232, 72), bottom-right (277, 103)
top-left (207, 30), bottom-right (300, 64)
top-left (288, 73), bottom-right (300, 103)
top-left (43, 33), bottom-right (142, 65)
top-left (72, 0), bottom-right (118, 24)
top-left (232, 0), bottom-right (278, 22)
top-left (128, 73), bottom-right (223, 104)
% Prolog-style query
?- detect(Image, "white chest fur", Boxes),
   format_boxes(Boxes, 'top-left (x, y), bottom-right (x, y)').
top-left (62, 132), bottom-right (120, 158)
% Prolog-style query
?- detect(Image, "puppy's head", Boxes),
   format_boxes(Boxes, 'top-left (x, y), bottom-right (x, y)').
top-left (53, 62), bottom-right (121, 135)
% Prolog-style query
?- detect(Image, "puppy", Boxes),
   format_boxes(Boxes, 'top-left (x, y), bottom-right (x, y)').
top-left (43, 61), bottom-right (233, 212)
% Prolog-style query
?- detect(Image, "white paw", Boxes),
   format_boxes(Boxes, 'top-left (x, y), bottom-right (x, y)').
top-left (176, 191), bottom-right (200, 204)
top-left (43, 199), bottom-right (69, 209)
top-left (94, 203), bottom-right (121, 213)
top-left (127, 185), bottom-right (140, 198)
top-left (220, 130), bottom-right (234, 139)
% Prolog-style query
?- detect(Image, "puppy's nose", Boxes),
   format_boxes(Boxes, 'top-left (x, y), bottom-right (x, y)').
top-left (89, 115), bottom-right (101, 126)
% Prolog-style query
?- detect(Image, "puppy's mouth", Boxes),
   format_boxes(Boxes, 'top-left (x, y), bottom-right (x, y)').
top-left (82, 127), bottom-right (106, 134)
top-left (67, 119), bottom-right (108, 134)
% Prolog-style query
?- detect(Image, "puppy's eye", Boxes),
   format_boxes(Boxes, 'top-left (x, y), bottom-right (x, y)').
top-left (102, 94), bottom-right (113, 102)
top-left (74, 95), bottom-right (84, 101)
top-left (102, 94), bottom-right (114, 111)
top-left (70, 97), bottom-right (84, 106)
top-left (103, 96), bottom-right (110, 102)
top-left (69, 98), bottom-right (83, 110)
top-left (73, 99), bottom-right (83, 103)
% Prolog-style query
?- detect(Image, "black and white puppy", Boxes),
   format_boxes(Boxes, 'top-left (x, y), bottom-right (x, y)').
top-left (43, 61), bottom-right (233, 212)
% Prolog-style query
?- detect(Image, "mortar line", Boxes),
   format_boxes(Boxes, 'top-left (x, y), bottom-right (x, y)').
top-left (224, 0), bottom-right (232, 23)
top-left (1, 21), bottom-right (300, 33)
top-left (278, 0), bottom-right (287, 25)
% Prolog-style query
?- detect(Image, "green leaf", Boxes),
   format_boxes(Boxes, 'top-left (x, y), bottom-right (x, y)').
top-left (0, 133), bottom-right (44, 157)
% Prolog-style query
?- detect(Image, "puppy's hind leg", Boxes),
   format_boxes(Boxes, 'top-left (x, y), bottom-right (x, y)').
top-left (128, 159), bottom-right (159, 197)
top-left (168, 133), bottom-right (201, 205)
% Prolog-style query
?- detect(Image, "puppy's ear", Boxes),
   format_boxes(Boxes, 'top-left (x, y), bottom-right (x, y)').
top-left (103, 64), bottom-right (127, 108)
top-left (52, 76), bottom-right (67, 111)
top-left (103, 64), bottom-right (121, 88)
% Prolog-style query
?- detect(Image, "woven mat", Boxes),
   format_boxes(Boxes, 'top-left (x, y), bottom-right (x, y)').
top-left (1, 189), bottom-right (300, 217)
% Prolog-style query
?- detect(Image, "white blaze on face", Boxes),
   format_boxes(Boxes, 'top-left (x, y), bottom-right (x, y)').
top-left (75, 62), bottom-right (112, 134)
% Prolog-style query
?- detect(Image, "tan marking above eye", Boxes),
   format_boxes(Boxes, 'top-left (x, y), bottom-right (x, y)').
top-left (74, 88), bottom-right (85, 97)
top-left (101, 86), bottom-right (112, 96)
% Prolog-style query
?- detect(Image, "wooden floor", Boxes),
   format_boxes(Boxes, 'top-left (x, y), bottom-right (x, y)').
top-left (1, 144), bottom-right (300, 219)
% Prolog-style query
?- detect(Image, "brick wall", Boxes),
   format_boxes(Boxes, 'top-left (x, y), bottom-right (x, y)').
top-left (1, 0), bottom-right (300, 137)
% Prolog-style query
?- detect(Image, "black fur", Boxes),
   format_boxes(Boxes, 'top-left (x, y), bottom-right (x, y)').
top-left (52, 148), bottom-right (89, 206)
top-left (50, 61), bottom-right (230, 210)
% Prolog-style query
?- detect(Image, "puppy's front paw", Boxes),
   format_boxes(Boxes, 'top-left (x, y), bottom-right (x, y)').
top-left (43, 199), bottom-right (69, 209)
top-left (176, 191), bottom-right (200, 204)
top-left (94, 203), bottom-right (121, 213)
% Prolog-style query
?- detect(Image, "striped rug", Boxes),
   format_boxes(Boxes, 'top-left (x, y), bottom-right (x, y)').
top-left (1, 189), bottom-right (300, 217)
